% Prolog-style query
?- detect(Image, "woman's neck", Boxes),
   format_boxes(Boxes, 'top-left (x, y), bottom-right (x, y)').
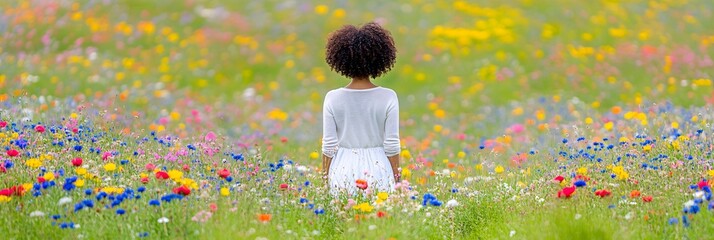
top-left (345, 77), bottom-right (377, 89)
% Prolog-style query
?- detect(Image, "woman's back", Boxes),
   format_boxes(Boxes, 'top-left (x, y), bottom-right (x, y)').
top-left (322, 87), bottom-right (400, 158)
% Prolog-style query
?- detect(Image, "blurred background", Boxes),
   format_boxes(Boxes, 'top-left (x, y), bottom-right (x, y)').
top-left (1, 0), bottom-right (714, 153)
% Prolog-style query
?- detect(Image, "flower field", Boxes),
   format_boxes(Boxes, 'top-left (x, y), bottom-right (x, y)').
top-left (2, 0), bottom-right (714, 239)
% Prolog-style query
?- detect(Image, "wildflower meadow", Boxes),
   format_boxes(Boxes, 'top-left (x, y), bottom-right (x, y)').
top-left (3, 0), bottom-right (714, 239)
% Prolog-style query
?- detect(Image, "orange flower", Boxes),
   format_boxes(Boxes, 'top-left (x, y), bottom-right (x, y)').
top-left (630, 190), bottom-right (641, 198)
top-left (356, 179), bottom-right (368, 190)
top-left (257, 214), bottom-right (271, 223)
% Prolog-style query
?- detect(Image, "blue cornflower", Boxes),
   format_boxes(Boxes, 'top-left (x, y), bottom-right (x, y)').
top-left (314, 208), bottom-right (325, 215)
top-left (3, 160), bottom-right (13, 169)
top-left (137, 186), bottom-right (146, 193)
top-left (82, 199), bottom-right (94, 208)
top-left (73, 203), bottom-right (84, 212)
top-left (74, 145), bottom-right (83, 151)
top-left (299, 198), bottom-right (309, 204)
top-left (52, 214), bottom-right (61, 220)
top-left (149, 199), bottom-right (161, 206)
top-left (668, 217), bottom-right (678, 225)
top-left (304, 181), bottom-right (310, 186)
top-left (574, 180), bottom-right (587, 187)
top-left (116, 209), bottom-right (126, 215)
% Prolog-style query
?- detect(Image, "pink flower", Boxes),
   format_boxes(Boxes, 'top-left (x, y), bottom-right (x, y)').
top-left (0, 121), bottom-right (7, 128)
top-left (204, 131), bottom-right (216, 142)
top-left (145, 163), bottom-right (156, 171)
top-left (71, 158), bottom-right (83, 167)
top-left (6, 149), bottom-right (19, 157)
top-left (34, 125), bottom-right (45, 133)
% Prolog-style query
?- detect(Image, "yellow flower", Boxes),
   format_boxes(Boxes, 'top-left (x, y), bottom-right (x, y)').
top-left (457, 151), bottom-right (466, 158)
top-left (25, 159), bottom-right (42, 168)
top-left (104, 163), bottom-right (117, 172)
top-left (76, 167), bottom-right (87, 175)
top-left (576, 167), bottom-right (587, 175)
top-left (604, 122), bottom-right (614, 131)
top-left (377, 192), bottom-right (388, 201)
top-left (168, 170), bottom-right (183, 181)
top-left (643, 145), bottom-right (652, 152)
top-left (43, 172), bottom-right (55, 181)
top-left (314, 5), bottom-right (329, 15)
top-left (401, 150), bottom-right (412, 159)
top-left (0, 196), bottom-right (11, 203)
top-left (708, 170), bottom-right (714, 178)
top-left (475, 164), bottom-right (483, 171)
top-left (495, 165), bottom-right (505, 174)
top-left (401, 168), bottom-right (411, 178)
top-left (309, 151), bottom-right (320, 159)
top-left (353, 203), bottom-right (374, 213)
top-left (75, 179), bottom-right (85, 187)
top-left (220, 187), bottom-right (230, 196)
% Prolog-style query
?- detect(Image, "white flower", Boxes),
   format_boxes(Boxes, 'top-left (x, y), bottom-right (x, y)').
top-left (684, 200), bottom-right (696, 209)
top-left (296, 166), bottom-right (308, 173)
top-left (158, 217), bottom-right (170, 224)
top-left (446, 199), bottom-right (459, 208)
top-left (368, 225), bottom-right (377, 231)
top-left (509, 230), bottom-right (516, 237)
top-left (624, 212), bottom-right (633, 220)
top-left (58, 197), bottom-right (73, 206)
top-left (574, 214), bottom-right (582, 220)
top-left (29, 211), bottom-right (45, 217)
top-left (694, 191), bottom-right (705, 199)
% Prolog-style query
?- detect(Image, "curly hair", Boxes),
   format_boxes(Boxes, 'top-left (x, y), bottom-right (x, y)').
top-left (325, 22), bottom-right (397, 79)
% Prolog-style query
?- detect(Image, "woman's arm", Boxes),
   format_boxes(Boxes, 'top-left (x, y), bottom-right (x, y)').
top-left (384, 91), bottom-right (401, 182)
top-left (322, 92), bottom-right (338, 179)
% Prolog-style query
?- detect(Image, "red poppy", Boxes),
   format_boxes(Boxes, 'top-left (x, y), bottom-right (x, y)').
top-left (553, 175), bottom-right (565, 183)
top-left (377, 211), bottom-right (386, 218)
top-left (37, 177), bottom-right (46, 183)
top-left (35, 125), bottom-right (45, 133)
top-left (279, 183), bottom-right (288, 190)
top-left (71, 158), bottom-right (83, 167)
top-left (595, 189), bottom-right (611, 198)
top-left (0, 189), bottom-right (12, 196)
top-left (173, 185), bottom-right (191, 196)
top-left (280, 136), bottom-right (288, 143)
top-left (557, 185), bottom-right (576, 198)
top-left (630, 190), bottom-right (641, 198)
top-left (6, 149), bottom-right (19, 157)
top-left (155, 171), bottom-right (169, 179)
top-left (356, 179), bottom-right (368, 190)
top-left (218, 169), bottom-right (230, 179)
top-left (698, 180), bottom-right (708, 189)
top-left (642, 196), bottom-right (653, 202)
top-left (10, 185), bottom-right (24, 196)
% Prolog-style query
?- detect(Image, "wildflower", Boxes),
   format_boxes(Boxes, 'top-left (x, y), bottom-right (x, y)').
top-left (7, 149), bottom-right (19, 157)
top-left (376, 192), bottom-right (388, 204)
top-left (553, 175), bottom-right (565, 183)
top-left (353, 202), bottom-right (374, 213)
top-left (192, 210), bottom-right (213, 223)
top-left (218, 169), bottom-right (230, 179)
top-left (29, 211), bottom-right (45, 217)
top-left (167, 170), bottom-right (183, 181)
top-left (58, 197), bottom-right (73, 205)
top-left (309, 151), bottom-right (319, 159)
top-left (494, 165), bottom-right (505, 174)
top-left (356, 179), bottom-right (368, 190)
top-left (116, 209), bottom-right (126, 215)
top-left (630, 190), bottom-right (641, 198)
top-left (594, 189), bottom-right (611, 198)
top-left (71, 158), bottom-right (83, 167)
top-left (446, 199), bottom-right (459, 208)
top-left (158, 217), bottom-right (169, 223)
top-left (377, 211), bottom-right (386, 218)
top-left (220, 187), bottom-right (230, 196)
top-left (0, 196), bottom-right (11, 203)
top-left (574, 180), bottom-right (587, 187)
top-left (257, 214), bottom-right (272, 223)
top-left (104, 163), bottom-right (117, 172)
top-left (155, 171), bottom-right (169, 179)
top-left (558, 186), bottom-right (576, 198)
top-left (149, 199), bottom-right (160, 206)
top-left (279, 183), bottom-right (288, 190)
top-left (698, 180), bottom-right (709, 189)
top-left (145, 163), bottom-right (156, 171)
top-left (642, 196), bottom-right (653, 202)
top-left (173, 186), bottom-right (191, 196)
top-left (35, 125), bottom-right (45, 133)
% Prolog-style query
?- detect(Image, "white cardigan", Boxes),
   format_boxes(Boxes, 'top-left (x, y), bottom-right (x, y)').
top-left (321, 87), bottom-right (400, 158)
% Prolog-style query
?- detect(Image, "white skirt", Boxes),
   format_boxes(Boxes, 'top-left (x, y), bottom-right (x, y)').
top-left (328, 147), bottom-right (395, 196)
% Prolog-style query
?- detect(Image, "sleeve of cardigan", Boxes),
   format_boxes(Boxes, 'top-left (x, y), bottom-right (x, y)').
top-left (383, 92), bottom-right (400, 157)
top-left (321, 91), bottom-right (338, 158)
